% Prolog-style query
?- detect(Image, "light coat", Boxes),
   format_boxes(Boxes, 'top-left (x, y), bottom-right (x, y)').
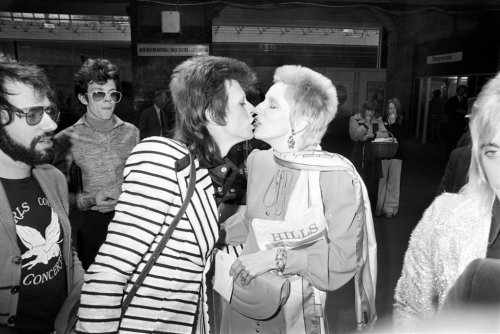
top-left (394, 192), bottom-right (492, 331)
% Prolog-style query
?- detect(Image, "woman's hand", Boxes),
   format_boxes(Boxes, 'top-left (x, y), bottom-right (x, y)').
top-left (230, 250), bottom-right (275, 285)
top-left (357, 122), bottom-right (370, 140)
top-left (388, 113), bottom-right (396, 125)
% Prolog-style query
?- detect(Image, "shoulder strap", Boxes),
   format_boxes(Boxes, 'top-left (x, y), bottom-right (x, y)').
top-left (121, 150), bottom-right (197, 315)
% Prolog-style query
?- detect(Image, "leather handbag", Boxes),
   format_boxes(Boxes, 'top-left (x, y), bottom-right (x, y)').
top-left (54, 151), bottom-right (196, 333)
top-left (230, 271), bottom-right (291, 320)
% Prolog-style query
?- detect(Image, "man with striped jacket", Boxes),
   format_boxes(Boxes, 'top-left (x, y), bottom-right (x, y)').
top-left (76, 55), bottom-right (257, 333)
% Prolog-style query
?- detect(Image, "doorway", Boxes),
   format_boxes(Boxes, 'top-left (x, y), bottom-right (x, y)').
top-left (413, 75), bottom-right (469, 144)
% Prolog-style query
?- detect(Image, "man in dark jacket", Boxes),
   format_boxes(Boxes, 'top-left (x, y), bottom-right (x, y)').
top-left (445, 85), bottom-right (468, 154)
top-left (138, 89), bottom-right (175, 139)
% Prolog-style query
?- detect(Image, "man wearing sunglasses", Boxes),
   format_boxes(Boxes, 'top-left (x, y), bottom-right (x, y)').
top-left (53, 59), bottom-right (139, 270)
top-left (0, 57), bottom-right (84, 333)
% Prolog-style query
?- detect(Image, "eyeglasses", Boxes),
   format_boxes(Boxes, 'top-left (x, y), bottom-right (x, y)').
top-left (85, 90), bottom-right (122, 103)
top-left (13, 105), bottom-right (60, 126)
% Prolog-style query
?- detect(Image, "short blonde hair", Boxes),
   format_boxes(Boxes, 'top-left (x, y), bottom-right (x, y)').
top-left (273, 65), bottom-right (338, 149)
top-left (464, 71), bottom-right (500, 209)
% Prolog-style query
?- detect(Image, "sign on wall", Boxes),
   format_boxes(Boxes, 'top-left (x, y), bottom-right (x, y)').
top-left (137, 44), bottom-right (209, 56)
top-left (427, 52), bottom-right (463, 65)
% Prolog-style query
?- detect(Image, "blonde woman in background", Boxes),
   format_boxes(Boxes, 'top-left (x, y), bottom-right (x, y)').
top-left (394, 71), bottom-right (500, 331)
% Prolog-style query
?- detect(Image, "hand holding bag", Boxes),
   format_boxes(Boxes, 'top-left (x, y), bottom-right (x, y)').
top-left (228, 221), bottom-right (291, 320)
top-left (230, 271), bottom-right (291, 319)
top-left (231, 170), bottom-right (329, 333)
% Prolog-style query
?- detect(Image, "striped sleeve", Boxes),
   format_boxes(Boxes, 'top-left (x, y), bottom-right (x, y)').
top-left (76, 138), bottom-right (187, 333)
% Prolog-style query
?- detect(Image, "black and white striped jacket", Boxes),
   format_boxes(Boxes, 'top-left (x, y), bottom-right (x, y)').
top-left (76, 137), bottom-right (219, 334)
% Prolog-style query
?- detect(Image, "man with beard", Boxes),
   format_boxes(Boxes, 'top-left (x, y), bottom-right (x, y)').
top-left (0, 57), bottom-right (84, 333)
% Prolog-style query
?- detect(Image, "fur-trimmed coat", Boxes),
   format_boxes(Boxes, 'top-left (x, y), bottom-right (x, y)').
top-left (394, 192), bottom-right (492, 331)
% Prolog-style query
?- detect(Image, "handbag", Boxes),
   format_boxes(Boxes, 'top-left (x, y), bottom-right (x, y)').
top-left (68, 161), bottom-right (83, 193)
top-left (231, 170), bottom-right (328, 331)
top-left (54, 150), bottom-right (196, 333)
top-left (230, 271), bottom-right (290, 320)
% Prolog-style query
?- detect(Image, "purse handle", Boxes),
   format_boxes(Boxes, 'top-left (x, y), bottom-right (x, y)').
top-left (121, 150), bottom-right (196, 315)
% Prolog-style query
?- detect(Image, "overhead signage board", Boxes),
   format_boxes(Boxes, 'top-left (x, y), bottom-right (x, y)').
top-left (137, 44), bottom-right (209, 56)
top-left (427, 51), bottom-right (463, 65)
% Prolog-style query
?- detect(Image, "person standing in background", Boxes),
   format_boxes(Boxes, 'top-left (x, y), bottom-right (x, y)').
top-left (428, 89), bottom-right (444, 143)
top-left (53, 59), bottom-right (140, 270)
top-left (445, 85), bottom-right (468, 154)
top-left (138, 89), bottom-right (174, 139)
top-left (349, 99), bottom-right (388, 205)
top-left (375, 98), bottom-right (404, 218)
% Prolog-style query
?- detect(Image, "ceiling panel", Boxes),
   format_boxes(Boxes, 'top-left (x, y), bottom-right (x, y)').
top-left (0, 0), bottom-right (498, 17)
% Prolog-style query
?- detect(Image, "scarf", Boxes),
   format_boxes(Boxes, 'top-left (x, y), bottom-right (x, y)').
top-left (273, 150), bottom-right (378, 329)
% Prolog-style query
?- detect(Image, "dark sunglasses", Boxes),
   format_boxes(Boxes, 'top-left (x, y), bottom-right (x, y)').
top-left (86, 90), bottom-right (122, 103)
top-left (13, 105), bottom-right (60, 126)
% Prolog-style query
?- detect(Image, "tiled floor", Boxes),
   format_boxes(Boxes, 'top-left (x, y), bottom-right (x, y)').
top-left (323, 135), bottom-right (449, 332)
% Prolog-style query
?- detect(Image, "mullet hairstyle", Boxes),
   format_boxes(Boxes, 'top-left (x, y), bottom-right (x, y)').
top-left (170, 56), bottom-right (256, 165)
top-left (0, 56), bottom-right (53, 127)
top-left (74, 58), bottom-right (120, 97)
top-left (387, 97), bottom-right (403, 124)
top-left (463, 71), bottom-right (500, 211)
top-left (273, 65), bottom-right (338, 149)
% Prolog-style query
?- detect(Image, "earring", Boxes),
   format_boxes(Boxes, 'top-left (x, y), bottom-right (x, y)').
top-left (287, 129), bottom-right (296, 149)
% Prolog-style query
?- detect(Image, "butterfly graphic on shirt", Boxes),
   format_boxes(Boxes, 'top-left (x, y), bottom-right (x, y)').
top-left (16, 209), bottom-right (62, 270)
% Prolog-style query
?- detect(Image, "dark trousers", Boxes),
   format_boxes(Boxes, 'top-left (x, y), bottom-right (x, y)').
top-left (74, 210), bottom-right (114, 270)
top-left (351, 142), bottom-right (381, 210)
top-left (325, 276), bottom-right (356, 333)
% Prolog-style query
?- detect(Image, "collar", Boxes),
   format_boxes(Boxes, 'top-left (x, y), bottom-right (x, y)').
top-left (74, 114), bottom-right (124, 129)
top-left (154, 104), bottom-right (161, 114)
top-left (273, 149), bottom-right (357, 173)
top-left (489, 198), bottom-right (500, 246)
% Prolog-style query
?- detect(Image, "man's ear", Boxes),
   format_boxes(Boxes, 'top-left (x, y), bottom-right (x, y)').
top-left (77, 93), bottom-right (88, 106)
top-left (0, 109), bottom-right (10, 126)
top-left (205, 108), bottom-right (217, 125)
